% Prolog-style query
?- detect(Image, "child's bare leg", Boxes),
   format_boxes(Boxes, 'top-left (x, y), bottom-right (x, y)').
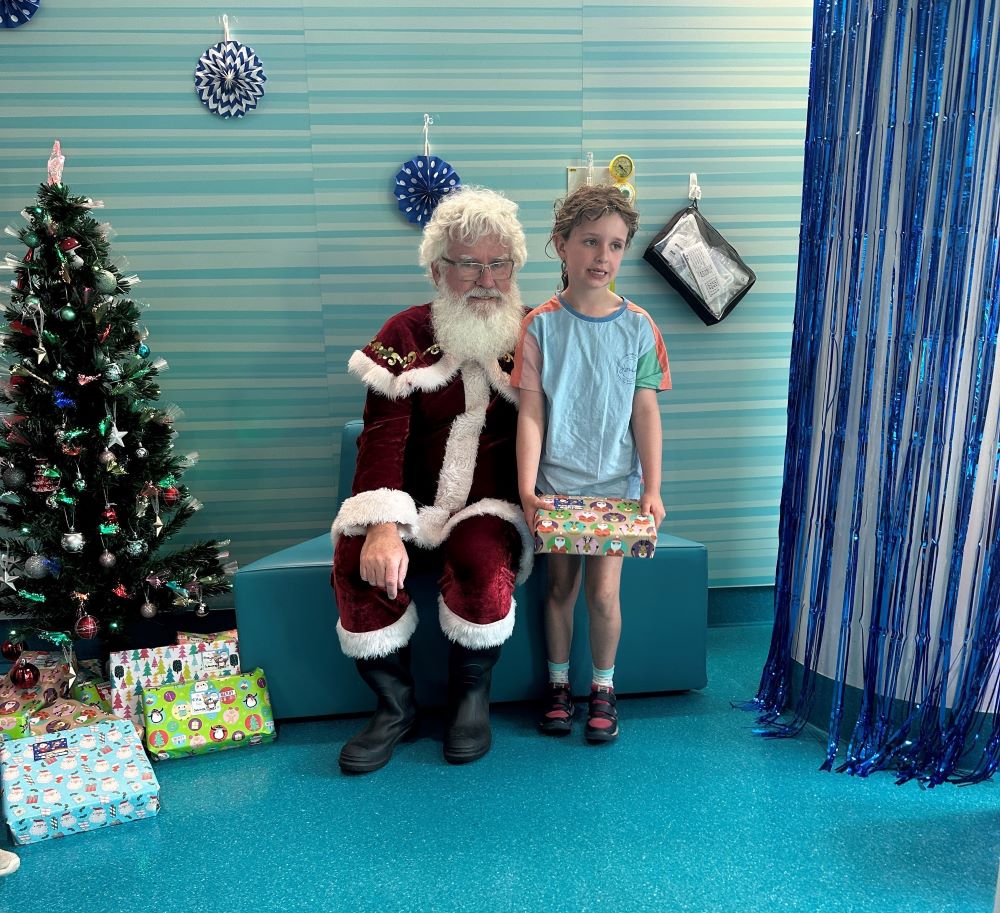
top-left (584, 555), bottom-right (623, 670)
top-left (544, 553), bottom-right (583, 663)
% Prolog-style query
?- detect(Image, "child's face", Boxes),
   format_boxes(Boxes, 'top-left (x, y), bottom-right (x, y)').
top-left (555, 213), bottom-right (628, 292)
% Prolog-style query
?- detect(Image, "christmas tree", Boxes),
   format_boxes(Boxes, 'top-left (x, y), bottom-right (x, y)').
top-left (0, 143), bottom-right (235, 647)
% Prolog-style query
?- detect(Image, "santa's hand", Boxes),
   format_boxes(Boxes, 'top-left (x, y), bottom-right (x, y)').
top-left (360, 523), bottom-right (409, 600)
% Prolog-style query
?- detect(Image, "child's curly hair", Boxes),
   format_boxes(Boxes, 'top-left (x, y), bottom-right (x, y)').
top-left (548, 184), bottom-right (639, 289)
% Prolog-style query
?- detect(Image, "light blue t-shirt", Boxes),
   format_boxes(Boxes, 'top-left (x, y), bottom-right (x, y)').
top-left (512, 294), bottom-right (671, 498)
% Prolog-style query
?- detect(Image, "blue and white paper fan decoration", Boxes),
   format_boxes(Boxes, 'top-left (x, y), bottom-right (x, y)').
top-left (194, 15), bottom-right (267, 119)
top-left (394, 115), bottom-right (461, 226)
top-left (1, 0), bottom-right (40, 28)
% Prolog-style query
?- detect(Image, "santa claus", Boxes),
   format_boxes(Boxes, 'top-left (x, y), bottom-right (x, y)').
top-left (331, 187), bottom-right (533, 773)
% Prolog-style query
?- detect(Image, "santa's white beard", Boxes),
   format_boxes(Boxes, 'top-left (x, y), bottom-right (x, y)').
top-left (430, 281), bottom-right (525, 366)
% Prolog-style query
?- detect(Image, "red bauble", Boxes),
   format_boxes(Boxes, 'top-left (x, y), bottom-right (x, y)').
top-left (10, 660), bottom-right (40, 689)
top-left (74, 614), bottom-right (99, 640)
top-left (162, 486), bottom-right (180, 506)
top-left (1, 639), bottom-right (26, 661)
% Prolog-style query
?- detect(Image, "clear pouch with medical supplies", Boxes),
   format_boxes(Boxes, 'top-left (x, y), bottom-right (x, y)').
top-left (643, 202), bottom-right (755, 325)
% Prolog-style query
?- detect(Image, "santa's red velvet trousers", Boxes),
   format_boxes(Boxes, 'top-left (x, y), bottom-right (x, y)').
top-left (332, 514), bottom-right (521, 655)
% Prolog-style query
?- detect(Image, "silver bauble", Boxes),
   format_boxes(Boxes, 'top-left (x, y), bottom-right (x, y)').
top-left (1, 468), bottom-right (26, 490)
top-left (195, 603), bottom-right (209, 618)
top-left (61, 531), bottom-right (85, 552)
top-left (23, 555), bottom-right (49, 579)
top-left (94, 269), bottom-right (117, 294)
top-left (98, 551), bottom-right (117, 569)
top-left (124, 538), bottom-right (147, 558)
top-left (134, 447), bottom-right (148, 459)
top-left (139, 601), bottom-right (157, 619)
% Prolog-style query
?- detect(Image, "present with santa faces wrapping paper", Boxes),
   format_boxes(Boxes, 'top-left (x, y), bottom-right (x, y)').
top-left (532, 495), bottom-right (658, 558)
top-left (0, 718), bottom-right (160, 845)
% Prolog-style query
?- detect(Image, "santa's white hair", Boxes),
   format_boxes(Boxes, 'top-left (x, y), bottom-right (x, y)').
top-left (419, 186), bottom-right (528, 278)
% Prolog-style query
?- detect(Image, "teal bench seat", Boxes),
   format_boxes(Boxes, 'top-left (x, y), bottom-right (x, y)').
top-left (234, 421), bottom-right (708, 719)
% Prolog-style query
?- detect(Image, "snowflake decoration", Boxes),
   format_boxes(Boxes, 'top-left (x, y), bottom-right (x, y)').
top-left (194, 40), bottom-right (267, 119)
top-left (1, 0), bottom-right (39, 29)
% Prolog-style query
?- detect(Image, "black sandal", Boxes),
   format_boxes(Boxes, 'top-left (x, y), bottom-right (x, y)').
top-left (585, 686), bottom-right (619, 742)
top-left (538, 682), bottom-right (575, 734)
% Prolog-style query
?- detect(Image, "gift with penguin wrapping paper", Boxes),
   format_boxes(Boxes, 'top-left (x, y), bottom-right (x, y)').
top-left (532, 495), bottom-right (658, 558)
top-left (141, 667), bottom-right (276, 760)
top-left (0, 718), bottom-right (160, 845)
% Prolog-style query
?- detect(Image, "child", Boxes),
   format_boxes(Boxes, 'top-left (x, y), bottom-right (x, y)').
top-left (511, 184), bottom-right (670, 742)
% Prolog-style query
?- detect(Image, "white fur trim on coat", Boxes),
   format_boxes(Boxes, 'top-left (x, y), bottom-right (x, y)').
top-left (336, 601), bottom-right (418, 659)
top-left (439, 594), bottom-right (515, 649)
top-left (331, 488), bottom-right (419, 545)
top-left (348, 349), bottom-right (460, 401)
top-left (432, 363), bottom-right (490, 514)
top-left (485, 358), bottom-right (518, 406)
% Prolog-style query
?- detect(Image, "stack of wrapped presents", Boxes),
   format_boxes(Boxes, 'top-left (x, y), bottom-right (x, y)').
top-left (0, 627), bottom-right (276, 845)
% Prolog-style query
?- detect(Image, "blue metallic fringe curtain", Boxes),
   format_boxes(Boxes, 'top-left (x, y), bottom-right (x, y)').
top-left (751, 0), bottom-right (1000, 785)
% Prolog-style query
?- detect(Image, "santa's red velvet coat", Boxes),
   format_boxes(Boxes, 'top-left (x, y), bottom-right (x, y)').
top-left (330, 304), bottom-right (533, 659)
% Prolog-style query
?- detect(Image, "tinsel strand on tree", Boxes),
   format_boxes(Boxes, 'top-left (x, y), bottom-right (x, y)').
top-left (0, 143), bottom-right (235, 645)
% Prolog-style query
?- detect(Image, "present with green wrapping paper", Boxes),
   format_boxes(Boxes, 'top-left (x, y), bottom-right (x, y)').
top-left (141, 667), bottom-right (276, 760)
top-left (0, 704), bottom-right (31, 742)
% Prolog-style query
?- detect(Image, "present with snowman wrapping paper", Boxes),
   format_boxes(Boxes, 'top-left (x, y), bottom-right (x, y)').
top-left (0, 718), bottom-right (160, 845)
top-left (532, 495), bottom-right (658, 558)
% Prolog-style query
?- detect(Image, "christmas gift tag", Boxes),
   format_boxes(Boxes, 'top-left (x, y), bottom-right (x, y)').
top-left (108, 637), bottom-right (240, 726)
top-left (0, 719), bottom-right (160, 845)
top-left (142, 667), bottom-right (276, 760)
top-left (533, 495), bottom-right (658, 558)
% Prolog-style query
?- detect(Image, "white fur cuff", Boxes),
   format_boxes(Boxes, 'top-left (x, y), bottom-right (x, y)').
top-left (336, 602), bottom-right (418, 659)
top-left (331, 488), bottom-right (420, 545)
top-left (439, 595), bottom-right (516, 649)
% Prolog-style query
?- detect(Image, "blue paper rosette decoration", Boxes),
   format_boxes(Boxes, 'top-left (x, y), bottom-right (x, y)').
top-left (1, 0), bottom-right (40, 28)
top-left (194, 19), bottom-right (267, 119)
top-left (394, 156), bottom-right (462, 225)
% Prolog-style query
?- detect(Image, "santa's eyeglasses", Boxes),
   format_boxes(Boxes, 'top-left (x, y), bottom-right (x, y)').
top-left (440, 257), bottom-right (515, 282)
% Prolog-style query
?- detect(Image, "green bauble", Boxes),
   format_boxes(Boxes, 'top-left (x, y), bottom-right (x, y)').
top-left (58, 307), bottom-right (76, 322)
top-left (53, 366), bottom-right (68, 381)
top-left (22, 232), bottom-right (39, 249)
top-left (24, 294), bottom-right (41, 310)
top-left (94, 270), bottom-right (117, 295)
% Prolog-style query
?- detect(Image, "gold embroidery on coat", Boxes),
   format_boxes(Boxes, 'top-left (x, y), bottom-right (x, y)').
top-left (369, 338), bottom-right (442, 369)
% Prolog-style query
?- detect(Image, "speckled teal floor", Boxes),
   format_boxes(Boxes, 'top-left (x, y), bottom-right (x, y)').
top-left (1, 623), bottom-right (997, 912)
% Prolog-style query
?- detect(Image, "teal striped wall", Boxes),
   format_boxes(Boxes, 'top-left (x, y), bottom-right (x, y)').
top-left (0, 0), bottom-right (811, 586)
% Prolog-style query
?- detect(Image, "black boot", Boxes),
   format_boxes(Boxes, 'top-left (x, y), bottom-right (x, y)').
top-left (444, 643), bottom-right (501, 765)
top-left (339, 647), bottom-right (419, 774)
